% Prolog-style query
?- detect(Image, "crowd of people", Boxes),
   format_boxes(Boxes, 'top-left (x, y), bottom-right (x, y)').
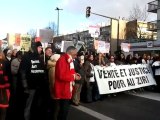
top-left (0, 41), bottom-right (159, 120)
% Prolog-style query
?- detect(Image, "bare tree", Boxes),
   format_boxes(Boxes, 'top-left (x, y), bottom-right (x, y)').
top-left (27, 29), bottom-right (37, 42)
top-left (127, 4), bottom-right (152, 40)
top-left (45, 22), bottom-right (57, 35)
top-left (27, 29), bottom-right (36, 37)
top-left (128, 4), bottom-right (149, 21)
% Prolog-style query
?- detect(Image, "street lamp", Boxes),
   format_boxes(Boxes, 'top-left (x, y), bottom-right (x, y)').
top-left (55, 7), bottom-right (63, 36)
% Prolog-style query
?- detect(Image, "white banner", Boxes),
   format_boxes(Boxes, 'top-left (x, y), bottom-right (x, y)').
top-left (94, 64), bottom-right (156, 94)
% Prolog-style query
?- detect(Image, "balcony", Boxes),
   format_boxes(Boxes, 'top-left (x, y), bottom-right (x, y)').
top-left (148, 0), bottom-right (158, 13)
top-left (147, 21), bottom-right (157, 31)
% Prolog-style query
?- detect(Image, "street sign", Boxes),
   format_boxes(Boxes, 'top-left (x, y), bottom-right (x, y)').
top-left (147, 41), bottom-right (153, 48)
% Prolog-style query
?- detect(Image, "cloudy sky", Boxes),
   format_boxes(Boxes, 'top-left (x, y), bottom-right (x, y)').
top-left (0, 0), bottom-right (157, 38)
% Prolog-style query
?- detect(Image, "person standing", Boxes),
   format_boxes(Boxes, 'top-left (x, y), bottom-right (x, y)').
top-left (72, 54), bottom-right (85, 106)
top-left (47, 54), bottom-right (60, 120)
top-left (107, 55), bottom-right (117, 96)
top-left (20, 41), bottom-right (46, 120)
top-left (54, 46), bottom-right (81, 120)
top-left (0, 50), bottom-right (10, 120)
top-left (10, 51), bottom-right (24, 120)
top-left (152, 55), bottom-right (160, 92)
top-left (44, 47), bottom-right (53, 120)
top-left (4, 49), bottom-right (14, 120)
top-left (11, 51), bottom-right (23, 97)
top-left (83, 54), bottom-right (96, 103)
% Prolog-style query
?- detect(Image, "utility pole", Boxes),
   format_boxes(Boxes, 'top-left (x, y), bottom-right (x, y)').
top-left (55, 7), bottom-right (63, 36)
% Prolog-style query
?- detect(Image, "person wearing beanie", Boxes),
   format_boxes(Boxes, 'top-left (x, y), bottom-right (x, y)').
top-left (20, 41), bottom-right (47, 120)
top-left (35, 41), bottom-right (42, 48)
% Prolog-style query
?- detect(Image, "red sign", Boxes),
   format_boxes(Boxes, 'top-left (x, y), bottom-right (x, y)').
top-left (0, 40), bottom-right (2, 47)
top-left (15, 34), bottom-right (21, 46)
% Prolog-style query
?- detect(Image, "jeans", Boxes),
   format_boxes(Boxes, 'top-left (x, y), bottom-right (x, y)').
top-left (72, 83), bottom-right (82, 104)
top-left (24, 90), bottom-right (36, 120)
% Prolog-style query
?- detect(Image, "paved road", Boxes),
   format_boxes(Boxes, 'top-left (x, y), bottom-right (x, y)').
top-left (68, 91), bottom-right (160, 120)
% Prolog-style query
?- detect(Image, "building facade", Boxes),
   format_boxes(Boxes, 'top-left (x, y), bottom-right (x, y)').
top-left (148, 0), bottom-right (160, 39)
top-left (53, 19), bottom-right (157, 54)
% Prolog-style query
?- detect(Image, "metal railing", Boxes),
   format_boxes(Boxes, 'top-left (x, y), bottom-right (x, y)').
top-left (147, 20), bottom-right (160, 31)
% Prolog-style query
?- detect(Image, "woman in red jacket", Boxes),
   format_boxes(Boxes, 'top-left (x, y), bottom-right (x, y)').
top-left (0, 50), bottom-right (10, 120)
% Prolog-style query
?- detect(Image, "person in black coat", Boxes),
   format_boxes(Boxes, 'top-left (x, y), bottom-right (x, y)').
top-left (20, 42), bottom-right (47, 120)
top-left (72, 53), bottom-right (85, 106)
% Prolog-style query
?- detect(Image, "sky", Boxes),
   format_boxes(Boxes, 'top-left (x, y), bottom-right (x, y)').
top-left (0, 0), bottom-right (157, 38)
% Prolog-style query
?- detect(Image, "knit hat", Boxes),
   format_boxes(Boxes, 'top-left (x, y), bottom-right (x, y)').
top-left (35, 41), bottom-right (42, 47)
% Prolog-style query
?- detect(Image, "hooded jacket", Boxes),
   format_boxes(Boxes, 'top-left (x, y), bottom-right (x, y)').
top-left (20, 43), bottom-right (46, 89)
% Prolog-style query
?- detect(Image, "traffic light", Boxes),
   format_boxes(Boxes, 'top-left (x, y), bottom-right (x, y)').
top-left (86, 6), bottom-right (91, 18)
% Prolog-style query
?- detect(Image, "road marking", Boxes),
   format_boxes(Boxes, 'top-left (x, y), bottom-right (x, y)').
top-left (128, 91), bottom-right (160, 101)
top-left (72, 105), bottom-right (115, 120)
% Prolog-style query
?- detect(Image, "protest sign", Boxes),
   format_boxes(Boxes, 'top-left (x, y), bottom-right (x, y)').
top-left (89, 25), bottom-right (100, 38)
top-left (0, 40), bottom-right (8, 50)
top-left (94, 64), bottom-right (156, 94)
top-left (94, 40), bottom-right (99, 50)
top-left (61, 41), bottom-right (74, 52)
top-left (97, 41), bottom-right (110, 53)
top-left (105, 42), bottom-right (110, 53)
top-left (121, 43), bottom-right (130, 52)
top-left (76, 41), bottom-right (84, 52)
top-left (20, 35), bottom-right (31, 52)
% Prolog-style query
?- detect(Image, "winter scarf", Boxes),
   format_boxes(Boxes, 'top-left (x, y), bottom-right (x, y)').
top-left (67, 54), bottom-right (76, 92)
top-left (66, 54), bottom-right (75, 92)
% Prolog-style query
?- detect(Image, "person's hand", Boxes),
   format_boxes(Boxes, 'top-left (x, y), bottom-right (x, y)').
top-left (80, 61), bottom-right (84, 66)
top-left (100, 64), bottom-right (104, 67)
top-left (24, 87), bottom-right (29, 94)
top-left (75, 73), bottom-right (81, 80)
